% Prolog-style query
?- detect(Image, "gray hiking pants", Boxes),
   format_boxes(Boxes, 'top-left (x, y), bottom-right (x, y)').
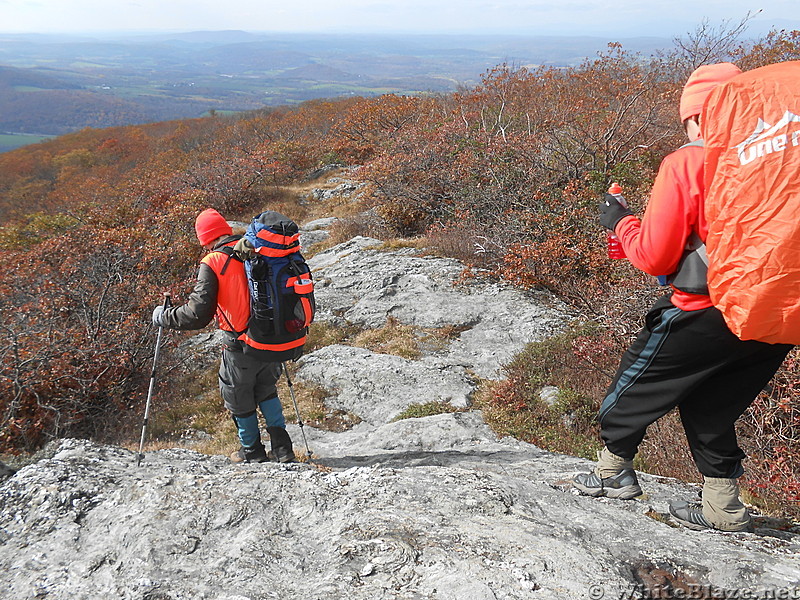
top-left (218, 347), bottom-right (281, 416)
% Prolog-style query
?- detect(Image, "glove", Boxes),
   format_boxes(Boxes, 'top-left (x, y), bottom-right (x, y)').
top-left (233, 237), bottom-right (256, 261)
top-left (152, 306), bottom-right (166, 327)
top-left (599, 193), bottom-right (633, 232)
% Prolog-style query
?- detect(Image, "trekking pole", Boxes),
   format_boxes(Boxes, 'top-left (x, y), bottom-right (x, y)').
top-left (282, 362), bottom-right (313, 460)
top-left (136, 293), bottom-right (171, 466)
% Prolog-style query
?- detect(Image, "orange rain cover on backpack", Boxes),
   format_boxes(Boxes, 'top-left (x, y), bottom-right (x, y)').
top-left (702, 61), bottom-right (800, 344)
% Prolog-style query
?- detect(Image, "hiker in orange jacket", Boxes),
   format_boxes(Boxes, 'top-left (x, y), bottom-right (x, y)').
top-left (572, 63), bottom-right (793, 531)
top-left (152, 208), bottom-right (295, 464)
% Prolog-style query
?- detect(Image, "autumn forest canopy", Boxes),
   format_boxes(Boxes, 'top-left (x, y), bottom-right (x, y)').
top-left (0, 24), bottom-right (798, 514)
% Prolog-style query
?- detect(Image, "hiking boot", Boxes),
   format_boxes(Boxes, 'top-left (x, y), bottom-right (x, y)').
top-left (229, 442), bottom-right (268, 464)
top-left (268, 446), bottom-right (297, 463)
top-left (670, 500), bottom-right (754, 532)
top-left (669, 477), bottom-right (753, 532)
top-left (668, 501), bottom-right (716, 530)
top-left (700, 476), bottom-right (753, 532)
top-left (572, 468), bottom-right (642, 499)
top-left (267, 426), bottom-right (296, 463)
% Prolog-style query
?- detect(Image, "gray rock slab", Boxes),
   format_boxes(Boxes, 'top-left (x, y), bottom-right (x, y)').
top-left (302, 217), bottom-right (339, 231)
top-left (1, 438), bottom-right (797, 600)
top-left (299, 229), bottom-right (330, 249)
top-left (297, 345), bottom-right (475, 424)
top-left (310, 181), bottom-right (364, 202)
top-left (307, 238), bottom-right (570, 378)
top-left (307, 235), bottom-right (383, 271)
top-left (301, 411), bottom-right (546, 471)
top-left (436, 283), bottom-right (568, 378)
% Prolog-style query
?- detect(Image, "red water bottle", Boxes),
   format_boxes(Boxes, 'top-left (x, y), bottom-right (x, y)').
top-left (285, 318), bottom-right (305, 333)
top-left (606, 182), bottom-right (628, 260)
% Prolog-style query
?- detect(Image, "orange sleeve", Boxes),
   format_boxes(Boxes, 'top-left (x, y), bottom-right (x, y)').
top-left (615, 145), bottom-right (706, 277)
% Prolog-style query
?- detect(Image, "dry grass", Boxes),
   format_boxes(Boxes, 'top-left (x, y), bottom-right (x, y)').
top-left (238, 187), bottom-right (313, 225)
top-left (417, 324), bottom-right (471, 353)
top-left (392, 401), bottom-right (468, 421)
top-left (121, 361), bottom-right (239, 457)
top-left (128, 356), bottom-right (363, 460)
top-left (324, 214), bottom-right (390, 246)
top-left (284, 168), bottom-right (373, 224)
top-left (351, 317), bottom-right (422, 360)
top-left (279, 169), bottom-right (396, 258)
top-left (305, 320), bottom-right (361, 353)
top-left (348, 317), bottom-right (470, 361)
top-left (279, 363), bottom-right (361, 433)
top-left (376, 237), bottom-right (428, 252)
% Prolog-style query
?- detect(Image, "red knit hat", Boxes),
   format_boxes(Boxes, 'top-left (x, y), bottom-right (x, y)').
top-left (679, 62), bottom-right (742, 122)
top-left (194, 208), bottom-right (232, 246)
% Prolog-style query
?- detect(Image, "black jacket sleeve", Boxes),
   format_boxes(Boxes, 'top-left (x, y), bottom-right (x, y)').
top-left (160, 263), bottom-right (219, 330)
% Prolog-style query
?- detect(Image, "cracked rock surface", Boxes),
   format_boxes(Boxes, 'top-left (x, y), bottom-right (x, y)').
top-left (2, 435), bottom-right (798, 600)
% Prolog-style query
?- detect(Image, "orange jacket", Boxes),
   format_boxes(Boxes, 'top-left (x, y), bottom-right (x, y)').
top-left (201, 241), bottom-right (250, 333)
top-left (615, 143), bottom-right (713, 312)
top-left (158, 236), bottom-right (250, 335)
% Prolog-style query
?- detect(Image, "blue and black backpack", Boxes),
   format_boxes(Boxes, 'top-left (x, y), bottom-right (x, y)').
top-left (218, 210), bottom-right (315, 362)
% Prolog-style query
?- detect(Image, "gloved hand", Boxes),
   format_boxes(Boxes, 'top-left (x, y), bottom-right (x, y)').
top-left (233, 237), bottom-right (256, 261)
top-left (599, 193), bottom-right (633, 232)
top-left (152, 306), bottom-right (166, 327)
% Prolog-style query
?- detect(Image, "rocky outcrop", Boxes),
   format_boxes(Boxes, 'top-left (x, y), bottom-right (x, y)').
top-left (299, 216), bottom-right (338, 249)
top-left (309, 180), bottom-right (364, 203)
top-left (1, 219), bottom-right (797, 600)
top-left (0, 460), bottom-right (15, 481)
top-left (306, 236), bottom-right (568, 379)
top-left (299, 344), bottom-right (475, 424)
top-left (1, 432), bottom-right (798, 600)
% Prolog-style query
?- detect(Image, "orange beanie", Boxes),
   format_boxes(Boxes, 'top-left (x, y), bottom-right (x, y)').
top-left (679, 62), bottom-right (742, 122)
top-left (194, 208), bottom-right (232, 246)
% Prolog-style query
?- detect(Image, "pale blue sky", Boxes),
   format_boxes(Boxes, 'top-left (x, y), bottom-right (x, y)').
top-left (0, 0), bottom-right (796, 37)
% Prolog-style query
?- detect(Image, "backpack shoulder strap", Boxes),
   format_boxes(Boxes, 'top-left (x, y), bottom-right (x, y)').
top-left (212, 241), bottom-right (243, 275)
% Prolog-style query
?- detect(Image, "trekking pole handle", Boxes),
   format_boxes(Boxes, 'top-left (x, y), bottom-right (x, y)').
top-left (162, 292), bottom-right (172, 309)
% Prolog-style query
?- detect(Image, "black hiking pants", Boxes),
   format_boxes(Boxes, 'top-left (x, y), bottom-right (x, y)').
top-left (599, 295), bottom-right (792, 479)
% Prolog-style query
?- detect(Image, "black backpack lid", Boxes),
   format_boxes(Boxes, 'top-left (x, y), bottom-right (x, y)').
top-left (254, 211), bottom-right (299, 235)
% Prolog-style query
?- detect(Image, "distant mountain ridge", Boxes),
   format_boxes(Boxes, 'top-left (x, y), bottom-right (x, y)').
top-left (0, 31), bottom-right (675, 142)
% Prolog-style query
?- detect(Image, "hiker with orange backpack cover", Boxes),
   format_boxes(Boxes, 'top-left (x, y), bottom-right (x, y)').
top-left (572, 63), bottom-right (794, 531)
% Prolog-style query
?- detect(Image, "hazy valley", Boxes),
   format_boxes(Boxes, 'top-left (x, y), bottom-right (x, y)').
top-left (0, 30), bottom-right (672, 152)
